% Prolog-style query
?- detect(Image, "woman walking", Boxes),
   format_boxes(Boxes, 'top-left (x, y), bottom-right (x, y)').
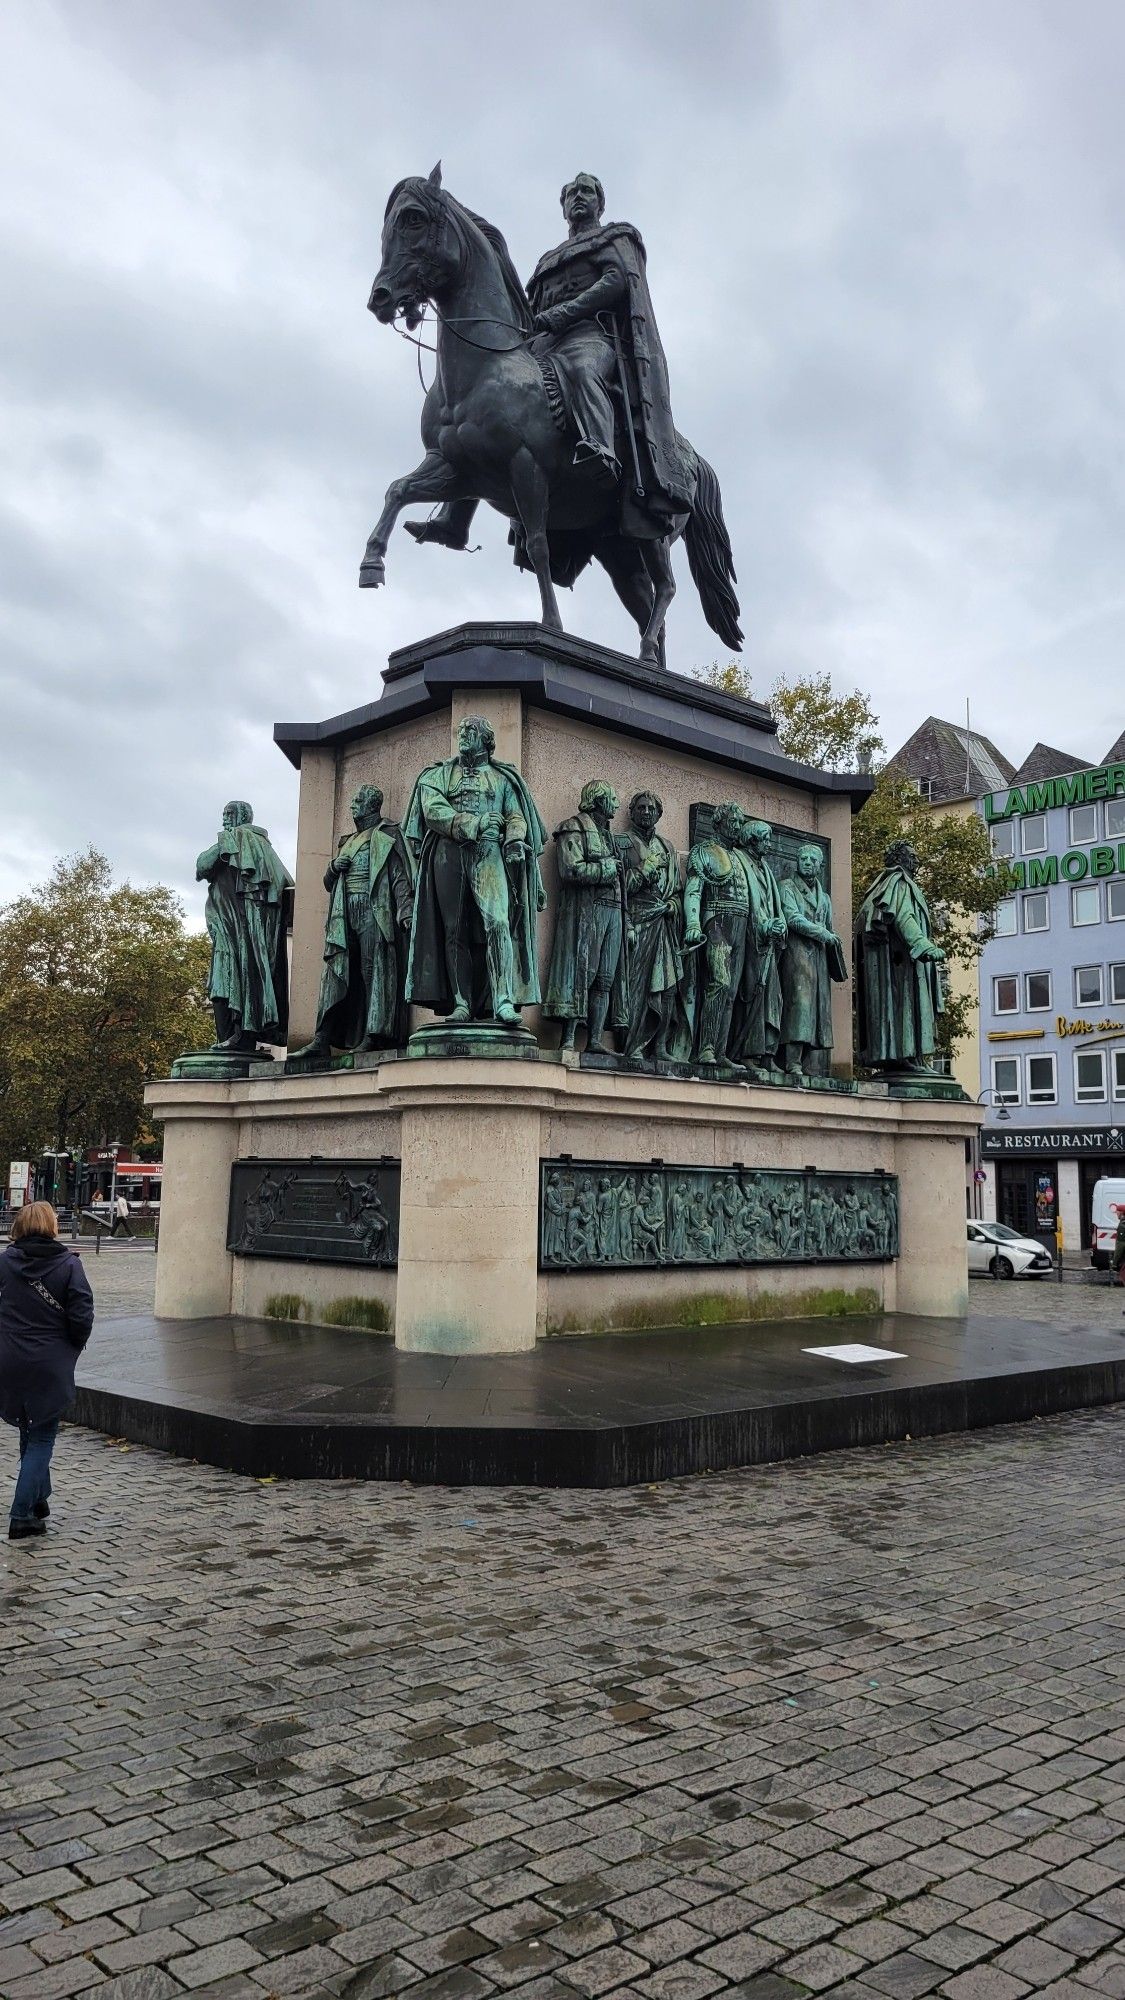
top-left (0, 1202), bottom-right (94, 1541)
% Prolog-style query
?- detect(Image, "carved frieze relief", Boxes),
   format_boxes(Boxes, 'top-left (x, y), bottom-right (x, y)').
top-left (539, 1160), bottom-right (898, 1270)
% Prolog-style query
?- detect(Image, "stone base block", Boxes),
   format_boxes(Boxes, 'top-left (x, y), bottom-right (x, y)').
top-left (147, 1059), bottom-right (982, 1350)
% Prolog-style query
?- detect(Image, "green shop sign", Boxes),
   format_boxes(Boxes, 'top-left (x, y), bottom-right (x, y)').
top-left (985, 763), bottom-right (1125, 823)
top-left (1006, 844), bottom-right (1125, 889)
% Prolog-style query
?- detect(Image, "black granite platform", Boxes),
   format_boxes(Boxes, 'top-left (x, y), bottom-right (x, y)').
top-left (71, 1311), bottom-right (1125, 1487)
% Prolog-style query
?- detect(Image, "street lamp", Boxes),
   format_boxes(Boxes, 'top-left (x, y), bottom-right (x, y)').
top-left (972, 1089), bottom-right (1012, 1279)
top-left (971, 1089), bottom-right (1010, 1223)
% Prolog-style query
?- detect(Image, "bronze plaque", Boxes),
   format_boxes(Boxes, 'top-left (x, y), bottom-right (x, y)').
top-left (227, 1159), bottom-right (399, 1266)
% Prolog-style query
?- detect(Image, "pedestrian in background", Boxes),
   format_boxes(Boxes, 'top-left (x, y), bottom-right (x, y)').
top-left (1114, 1206), bottom-right (1125, 1314)
top-left (110, 1193), bottom-right (132, 1238)
top-left (0, 1202), bottom-right (94, 1541)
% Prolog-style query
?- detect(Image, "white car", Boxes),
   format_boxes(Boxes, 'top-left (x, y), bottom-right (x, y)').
top-left (967, 1220), bottom-right (1054, 1279)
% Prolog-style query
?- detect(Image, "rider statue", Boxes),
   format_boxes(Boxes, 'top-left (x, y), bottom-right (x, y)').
top-left (408, 172), bottom-right (691, 560)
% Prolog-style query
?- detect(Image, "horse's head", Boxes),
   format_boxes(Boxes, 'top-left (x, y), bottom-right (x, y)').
top-left (368, 162), bottom-right (460, 325)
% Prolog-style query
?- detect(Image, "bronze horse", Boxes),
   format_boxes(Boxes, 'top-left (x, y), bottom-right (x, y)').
top-left (360, 166), bottom-right (742, 667)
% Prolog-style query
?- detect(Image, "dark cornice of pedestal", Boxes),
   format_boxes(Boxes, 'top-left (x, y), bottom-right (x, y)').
top-left (274, 623), bottom-right (874, 808)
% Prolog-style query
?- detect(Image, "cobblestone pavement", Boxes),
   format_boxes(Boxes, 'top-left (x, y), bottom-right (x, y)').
top-left (4, 1414), bottom-right (1125, 2000)
top-left (967, 1275), bottom-right (1125, 1326)
top-left (76, 1247), bottom-right (158, 1320)
top-left (964, 1280), bottom-right (1120, 1328)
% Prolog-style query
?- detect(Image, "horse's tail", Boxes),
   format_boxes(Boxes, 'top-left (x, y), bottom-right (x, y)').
top-left (685, 453), bottom-right (743, 653)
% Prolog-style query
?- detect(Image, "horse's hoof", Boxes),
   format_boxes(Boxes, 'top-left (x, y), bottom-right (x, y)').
top-left (359, 560), bottom-right (385, 589)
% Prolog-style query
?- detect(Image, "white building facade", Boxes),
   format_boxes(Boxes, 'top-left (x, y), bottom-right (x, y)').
top-left (977, 758), bottom-right (1125, 1254)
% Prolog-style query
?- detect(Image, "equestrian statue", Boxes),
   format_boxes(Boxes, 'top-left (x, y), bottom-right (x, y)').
top-left (360, 166), bottom-right (742, 668)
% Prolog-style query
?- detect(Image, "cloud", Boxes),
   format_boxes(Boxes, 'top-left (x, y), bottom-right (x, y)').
top-left (1, 0), bottom-right (1123, 918)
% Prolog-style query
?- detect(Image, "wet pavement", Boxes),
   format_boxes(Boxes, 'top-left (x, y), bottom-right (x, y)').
top-left (2, 1410), bottom-right (1125, 1997)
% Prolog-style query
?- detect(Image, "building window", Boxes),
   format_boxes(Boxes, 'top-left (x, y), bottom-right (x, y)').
top-left (1109, 882), bottom-right (1125, 923)
top-left (917, 777), bottom-right (934, 802)
top-left (1025, 971), bottom-right (1051, 1011)
top-left (1021, 814), bottom-right (1048, 854)
top-left (1069, 803), bottom-right (1100, 845)
top-left (1023, 891), bottom-right (1050, 932)
top-left (1107, 798), bottom-right (1125, 840)
top-left (1076, 965), bottom-right (1104, 1007)
top-left (1111, 964), bottom-right (1125, 1005)
top-left (1027, 1054), bottom-right (1057, 1105)
top-left (1114, 1051), bottom-right (1125, 1101)
top-left (993, 898), bottom-right (1017, 938)
top-left (990, 821), bottom-right (1015, 859)
top-left (1075, 1049), bottom-right (1107, 1103)
top-left (992, 1056), bottom-right (1021, 1105)
top-left (1071, 884), bottom-right (1100, 927)
top-left (993, 975), bottom-right (1018, 1014)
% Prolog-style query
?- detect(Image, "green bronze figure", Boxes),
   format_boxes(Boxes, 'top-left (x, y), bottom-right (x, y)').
top-left (779, 843), bottom-right (847, 1079)
top-left (402, 716), bottom-right (547, 1026)
top-left (854, 839), bottom-right (946, 1073)
top-left (196, 801), bottom-right (293, 1053)
top-left (616, 790), bottom-right (688, 1066)
top-left (683, 801), bottom-right (749, 1071)
top-left (291, 784), bottom-right (414, 1060)
top-left (539, 1159), bottom-right (900, 1268)
top-left (733, 817), bottom-right (788, 1082)
top-left (544, 779), bottom-right (628, 1053)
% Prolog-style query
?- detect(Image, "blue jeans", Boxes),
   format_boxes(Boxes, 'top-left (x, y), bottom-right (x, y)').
top-left (10, 1417), bottom-right (58, 1524)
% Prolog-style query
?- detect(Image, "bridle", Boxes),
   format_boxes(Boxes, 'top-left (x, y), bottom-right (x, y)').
top-left (384, 187), bottom-right (533, 383)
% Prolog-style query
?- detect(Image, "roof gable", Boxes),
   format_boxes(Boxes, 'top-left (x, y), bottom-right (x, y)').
top-left (1009, 742), bottom-right (1088, 786)
top-left (886, 716), bottom-right (1014, 800)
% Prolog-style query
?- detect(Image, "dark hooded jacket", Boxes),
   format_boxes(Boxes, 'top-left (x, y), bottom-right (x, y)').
top-left (0, 1235), bottom-right (94, 1425)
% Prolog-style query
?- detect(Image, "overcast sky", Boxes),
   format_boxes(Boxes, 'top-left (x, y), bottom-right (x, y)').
top-left (3, 0), bottom-right (1125, 919)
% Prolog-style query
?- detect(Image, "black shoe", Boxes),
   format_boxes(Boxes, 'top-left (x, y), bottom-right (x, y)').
top-left (9, 1520), bottom-right (47, 1541)
top-left (34, 1501), bottom-right (49, 1519)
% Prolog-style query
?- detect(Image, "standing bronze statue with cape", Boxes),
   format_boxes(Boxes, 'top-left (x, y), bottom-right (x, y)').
top-left (359, 166), bottom-right (742, 667)
top-left (292, 784), bottom-right (413, 1058)
top-left (196, 802), bottom-right (293, 1053)
top-left (402, 716), bottom-right (547, 1025)
top-left (854, 841), bottom-right (946, 1074)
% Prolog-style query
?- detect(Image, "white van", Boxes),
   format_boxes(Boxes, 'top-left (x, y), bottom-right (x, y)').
top-left (1090, 1177), bottom-right (1125, 1270)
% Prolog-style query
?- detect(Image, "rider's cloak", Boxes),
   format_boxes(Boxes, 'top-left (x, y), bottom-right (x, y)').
top-left (527, 222), bottom-right (692, 537)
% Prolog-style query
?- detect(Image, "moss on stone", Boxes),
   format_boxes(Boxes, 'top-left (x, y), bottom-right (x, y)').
top-left (263, 1293), bottom-right (305, 1322)
top-left (544, 1284), bottom-right (881, 1339)
top-left (320, 1296), bottom-right (392, 1332)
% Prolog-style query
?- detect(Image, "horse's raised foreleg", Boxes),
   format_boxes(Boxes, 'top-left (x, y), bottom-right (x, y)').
top-left (638, 538), bottom-right (676, 666)
top-left (359, 453), bottom-right (465, 587)
top-left (509, 449), bottom-right (563, 634)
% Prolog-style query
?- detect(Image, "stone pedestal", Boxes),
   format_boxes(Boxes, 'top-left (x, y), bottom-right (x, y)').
top-left (153, 1087), bottom-right (240, 1319)
top-left (273, 623), bottom-right (868, 1064)
top-left (396, 1095), bottom-right (541, 1352)
top-left (147, 624), bottom-right (978, 1352)
top-left (147, 1058), bottom-right (980, 1345)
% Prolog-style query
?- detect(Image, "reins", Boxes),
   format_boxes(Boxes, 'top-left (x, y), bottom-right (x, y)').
top-left (392, 306), bottom-right (532, 358)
